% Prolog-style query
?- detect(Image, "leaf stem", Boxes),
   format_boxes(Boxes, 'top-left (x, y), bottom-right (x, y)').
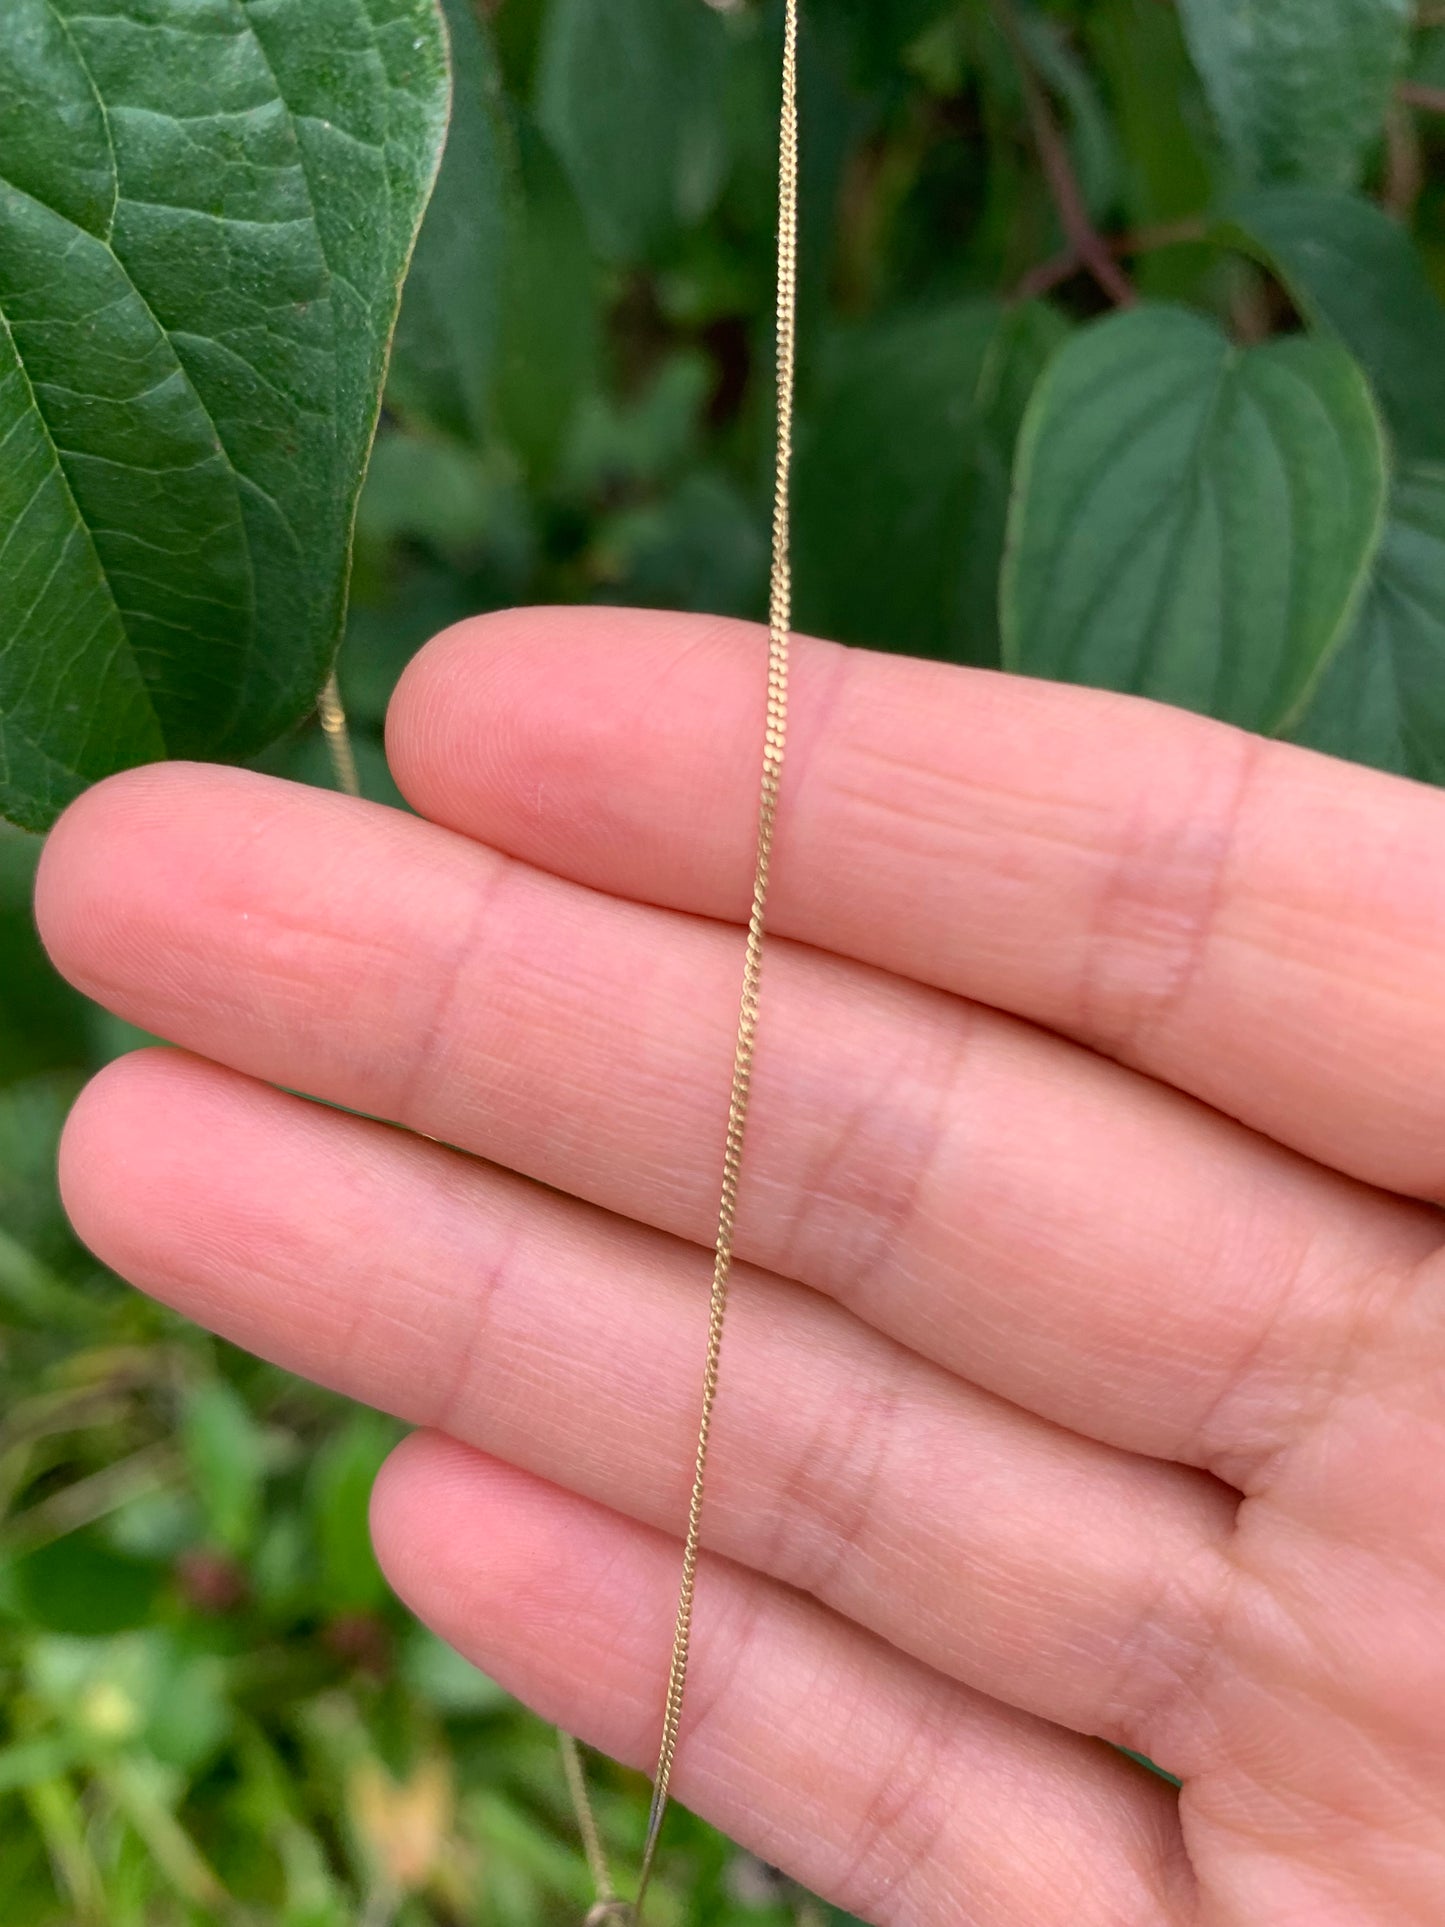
top-left (318, 673), bottom-right (363, 799)
top-left (3, 1440), bottom-right (179, 1554)
top-left (1015, 216), bottom-right (1207, 302)
top-left (1399, 80), bottom-right (1445, 115)
top-left (993, 0), bottom-right (1137, 307)
top-left (1385, 100), bottom-right (1426, 217)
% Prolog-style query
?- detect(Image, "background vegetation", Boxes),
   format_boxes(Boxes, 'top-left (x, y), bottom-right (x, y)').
top-left (3, 0), bottom-right (1445, 1919)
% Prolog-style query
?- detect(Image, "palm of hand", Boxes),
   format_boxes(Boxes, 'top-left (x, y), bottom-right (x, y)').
top-left (38, 609), bottom-right (1445, 1926)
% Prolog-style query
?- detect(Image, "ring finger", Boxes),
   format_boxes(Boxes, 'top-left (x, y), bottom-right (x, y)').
top-left (67, 1048), bottom-right (1235, 1770)
top-left (38, 764), bottom-right (1440, 1487)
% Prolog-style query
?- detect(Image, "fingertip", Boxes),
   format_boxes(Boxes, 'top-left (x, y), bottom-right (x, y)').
top-left (384, 606), bottom-right (763, 892)
top-left (385, 607), bottom-right (574, 825)
top-left (36, 765), bottom-right (166, 977)
top-left (369, 1434), bottom-right (570, 1628)
top-left (367, 1435), bottom-right (668, 1762)
top-left (35, 762), bottom-right (274, 994)
top-left (369, 1429), bottom-right (463, 1587)
top-left (58, 1048), bottom-right (170, 1273)
top-left (57, 1047), bottom-right (212, 1273)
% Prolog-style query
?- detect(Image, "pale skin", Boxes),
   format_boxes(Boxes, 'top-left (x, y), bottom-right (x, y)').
top-left (35, 606), bottom-right (1445, 1926)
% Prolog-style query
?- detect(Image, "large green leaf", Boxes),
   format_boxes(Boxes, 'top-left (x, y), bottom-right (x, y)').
top-left (794, 301), bottom-right (1065, 667)
top-left (1294, 464), bottom-right (1445, 781)
top-left (389, 0), bottom-right (511, 443)
top-left (1176, 0), bottom-right (1410, 189)
top-left (0, 0), bottom-right (449, 832)
top-left (536, 0), bottom-right (731, 263)
top-left (1221, 187), bottom-right (1445, 464)
top-left (1001, 304), bottom-right (1388, 732)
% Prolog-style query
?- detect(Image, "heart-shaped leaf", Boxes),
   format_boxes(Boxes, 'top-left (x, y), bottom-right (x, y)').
top-left (1176, 0), bottom-right (1410, 189)
top-left (1001, 304), bottom-right (1388, 732)
top-left (1294, 463), bottom-right (1445, 780)
top-left (1220, 187), bottom-right (1445, 463)
top-left (0, 0), bottom-right (449, 832)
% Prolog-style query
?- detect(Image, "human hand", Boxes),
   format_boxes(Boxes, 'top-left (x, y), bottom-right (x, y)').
top-left (37, 609), bottom-right (1445, 1926)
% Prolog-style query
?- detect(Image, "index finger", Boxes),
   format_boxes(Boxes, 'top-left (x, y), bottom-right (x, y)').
top-left (388, 607), bottom-right (1445, 1200)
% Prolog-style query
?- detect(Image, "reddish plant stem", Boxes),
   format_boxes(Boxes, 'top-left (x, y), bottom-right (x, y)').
top-left (1385, 100), bottom-right (1426, 218)
top-left (1016, 216), bottom-right (1208, 302)
top-left (1399, 80), bottom-right (1445, 115)
top-left (993, 0), bottom-right (1138, 307)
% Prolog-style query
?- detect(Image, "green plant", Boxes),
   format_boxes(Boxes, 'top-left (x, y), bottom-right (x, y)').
top-left (2, 0), bottom-right (1444, 1919)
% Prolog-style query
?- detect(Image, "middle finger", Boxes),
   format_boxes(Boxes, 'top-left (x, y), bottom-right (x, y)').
top-left (38, 763), bottom-right (1439, 1484)
top-left (66, 1047), bottom-right (1234, 1772)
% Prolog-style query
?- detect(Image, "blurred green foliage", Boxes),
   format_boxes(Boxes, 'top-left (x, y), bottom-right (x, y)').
top-left (4, 0), bottom-right (1445, 1919)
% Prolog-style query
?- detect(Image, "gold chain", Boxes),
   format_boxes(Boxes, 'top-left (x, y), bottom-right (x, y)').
top-left (563, 0), bottom-right (802, 1916)
top-left (321, 3), bottom-right (805, 1915)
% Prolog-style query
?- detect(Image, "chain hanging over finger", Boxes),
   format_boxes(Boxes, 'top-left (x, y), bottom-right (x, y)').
top-left (560, 0), bottom-right (802, 1919)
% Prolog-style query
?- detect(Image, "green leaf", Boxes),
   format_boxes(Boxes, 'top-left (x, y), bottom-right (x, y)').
top-left (1001, 304), bottom-right (1388, 732)
top-left (28, 1630), bottom-right (229, 1774)
top-left (0, 1736), bottom-right (79, 1797)
top-left (0, 1223), bottom-right (90, 1331)
top-left (1294, 463), bottom-right (1445, 780)
top-left (537, 0), bottom-right (731, 263)
top-left (794, 300), bottom-right (1066, 667)
top-left (99, 1753), bottom-right (228, 1910)
top-left (389, 0), bottom-right (511, 443)
top-left (0, 0), bottom-right (449, 832)
top-left (1416, 25), bottom-right (1445, 88)
top-left (1086, 0), bottom-right (1217, 303)
top-left (181, 1378), bottom-right (268, 1558)
top-left (564, 349), bottom-right (712, 495)
top-left (1176, 0), bottom-right (1410, 188)
top-left (8, 1532), bottom-right (162, 1637)
top-left (400, 1624), bottom-right (511, 1714)
top-left (1220, 186), bottom-right (1445, 464)
top-left (306, 1409), bottom-right (402, 1615)
top-left (1117, 1746), bottom-right (1183, 1787)
top-left (598, 472), bottom-right (768, 620)
top-left (358, 431), bottom-right (523, 560)
top-left (0, 1072), bottom-right (84, 1275)
top-left (0, 826), bottom-right (89, 1086)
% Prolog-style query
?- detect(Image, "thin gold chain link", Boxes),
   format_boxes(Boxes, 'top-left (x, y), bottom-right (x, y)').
top-left (321, 3), bottom-right (805, 1915)
top-left (563, 1), bottom-right (802, 1917)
